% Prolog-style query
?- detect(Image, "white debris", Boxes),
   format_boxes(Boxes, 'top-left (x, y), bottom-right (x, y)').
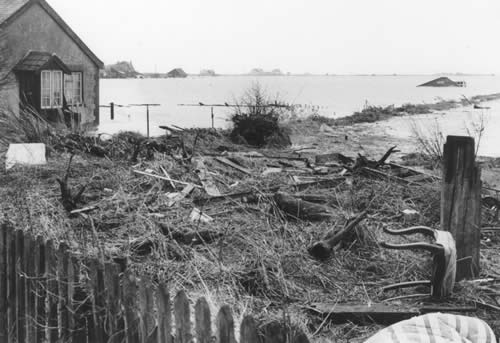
top-left (402, 209), bottom-right (419, 221)
top-left (189, 208), bottom-right (213, 223)
top-left (6, 143), bottom-right (47, 170)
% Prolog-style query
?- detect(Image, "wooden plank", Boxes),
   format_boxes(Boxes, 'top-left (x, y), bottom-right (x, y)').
top-left (144, 283), bottom-right (155, 342)
top-left (92, 259), bottom-right (107, 343)
top-left (216, 305), bottom-right (235, 343)
top-left (441, 136), bottom-right (481, 280)
top-left (174, 290), bottom-right (191, 343)
top-left (45, 240), bottom-right (58, 343)
top-left (15, 229), bottom-right (26, 343)
top-left (66, 248), bottom-right (74, 343)
top-left (57, 243), bottom-right (70, 342)
top-left (156, 284), bottom-right (172, 343)
top-left (0, 224), bottom-right (7, 342)
top-left (239, 316), bottom-right (259, 343)
top-left (195, 297), bottom-right (211, 343)
top-left (215, 157), bottom-right (252, 175)
top-left (24, 232), bottom-right (34, 343)
top-left (123, 272), bottom-right (141, 343)
top-left (35, 236), bottom-right (46, 343)
top-left (133, 169), bottom-right (202, 189)
top-left (193, 157), bottom-right (221, 196)
top-left (6, 227), bottom-right (15, 342)
top-left (307, 303), bottom-right (419, 325)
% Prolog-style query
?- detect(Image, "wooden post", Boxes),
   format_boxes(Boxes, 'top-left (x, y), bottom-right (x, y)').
top-left (146, 104), bottom-right (150, 138)
top-left (441, 135), bottom-right (481, 280)
top-left (211, 107), bottom-right (214, 129)
top-left (15, 230), bottom-right (26, 343)
top-left (110, 102), bottom-right (114, 120)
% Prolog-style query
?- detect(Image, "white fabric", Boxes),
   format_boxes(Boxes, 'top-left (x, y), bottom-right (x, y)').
top-left (364, 313), bottom-right (496, 343)
top-left (5, 143), bottom-right (47, 170)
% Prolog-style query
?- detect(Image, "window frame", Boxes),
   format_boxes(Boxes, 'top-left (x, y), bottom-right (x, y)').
top-left (64, 71), bottom-right (83, 106)
top-left (40, 70), bottom-right (64, 109)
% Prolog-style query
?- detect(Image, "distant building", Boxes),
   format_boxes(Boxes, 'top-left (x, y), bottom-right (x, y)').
top-left (102, 61), bottom-right (142, 79)
top-left (200, 69), bottom-right (216, 76)
top-left (166, 68), bottom-right (188, 78)
top-left (418, 77), bottom-right (466, 87)
top-left (0, 0), bottom-right (104, 127)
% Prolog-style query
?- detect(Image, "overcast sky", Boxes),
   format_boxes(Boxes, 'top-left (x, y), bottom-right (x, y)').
top-left (49, 0), bottom-right (500, 75)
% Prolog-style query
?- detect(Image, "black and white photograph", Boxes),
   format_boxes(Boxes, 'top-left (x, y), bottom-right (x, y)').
top-left (1, 0), bottom-right (500, 341)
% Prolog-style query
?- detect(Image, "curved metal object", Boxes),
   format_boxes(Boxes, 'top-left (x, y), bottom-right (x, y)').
top-left (380, 241), bottom-right (443, 255)
top-left (383, 226), bottom-right (435, 237)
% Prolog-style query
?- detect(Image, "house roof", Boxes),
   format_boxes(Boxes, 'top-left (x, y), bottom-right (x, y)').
top-left (418, 77), bottom-right (459, 87)
top-left (0, 0), bottom-right (103, 68)
top-left (14, 51), bottom-right (71, 73)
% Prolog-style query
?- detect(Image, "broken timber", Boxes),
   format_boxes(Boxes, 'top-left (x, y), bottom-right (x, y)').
top-left (273, 192), bottom-right (338, 221)
top-left (215, 157), bottom-right (252, 175)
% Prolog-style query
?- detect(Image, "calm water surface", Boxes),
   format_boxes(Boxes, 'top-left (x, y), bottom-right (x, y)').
top-left (98, 75), bottom-right (500, 156)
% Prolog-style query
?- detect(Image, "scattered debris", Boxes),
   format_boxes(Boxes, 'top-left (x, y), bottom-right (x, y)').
top-left (215, 156), bottom-right (252, 175)
top-left (166, 184), bottom-right (195, 207)
top-left (193, 157), bottom-right (221, 196)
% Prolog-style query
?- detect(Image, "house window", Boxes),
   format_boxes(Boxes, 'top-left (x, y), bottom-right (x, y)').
top-left (64, 72), bottom-right (83, 105)
top-left (40, 70), bottom-right (63, 109)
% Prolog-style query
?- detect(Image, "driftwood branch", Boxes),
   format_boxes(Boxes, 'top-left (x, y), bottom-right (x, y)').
top-left (308, 210), bottom-right (368, 260)
top-left (273, 192), bottom-right (338, 221)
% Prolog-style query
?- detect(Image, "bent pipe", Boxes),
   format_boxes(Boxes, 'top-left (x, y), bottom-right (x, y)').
top-left (383, 226), bottom-right (436, 237)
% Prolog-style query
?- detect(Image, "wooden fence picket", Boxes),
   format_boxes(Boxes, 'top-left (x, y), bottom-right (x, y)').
top-left (174, 290), bottom-right (191, 343)
top-left (24, 232), bottom-right (33, 343)
top-left (7, 227), bottom-right (15, 341)
top-left (195, 297), bottom-right (212, 343)
top-left (35, 236), bottom-right (46, 343)
top-left (57, 243), bottom-right (69, 341)
top-left (216, 305), bottom-right (236, 343)
top-left (156, 284), bottom-right (172, 343)
top-left (0, 226), bottom-right (312, 343)
top-left (123, 272), bottom-right (141, 343)
top-left (45, 240), bottom-right (59, 343)
top-left (71, 256), bottom-right (88, 343)
top-left (240, 315), bottom-right (259, 343)
top-left (15, 229), bottom-right (26, 343)
top-left (104, 262), bottom-right (123, 343)
top-left (0, 224), bottom-right (7, 341)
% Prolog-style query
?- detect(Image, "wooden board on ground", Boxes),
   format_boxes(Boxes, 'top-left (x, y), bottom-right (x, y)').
top-left (307, 303), bottom-right (419, 325)
top-left (215, 157), bottom-right (252, 175)
top-left (193, 157), bottom-right (221, 197)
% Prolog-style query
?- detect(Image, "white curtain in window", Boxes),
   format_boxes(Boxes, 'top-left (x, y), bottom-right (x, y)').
top-left (41, 71), bottom-right (51, 108)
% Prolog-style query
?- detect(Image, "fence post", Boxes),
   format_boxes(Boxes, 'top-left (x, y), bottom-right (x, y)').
top-left (57, 243), bottom-right (70, 342)
top-left (110, 102), bottom-right (115, 120)
top-left (123, 272), bottom-right (141, 343)
top-left (441, 135), bottom-right (481, 280)
top-left (239, 316), bottom-right (259, 343)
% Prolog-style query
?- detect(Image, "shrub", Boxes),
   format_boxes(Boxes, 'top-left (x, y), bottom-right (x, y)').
top-left (230, 83), bottom-right (291, 148)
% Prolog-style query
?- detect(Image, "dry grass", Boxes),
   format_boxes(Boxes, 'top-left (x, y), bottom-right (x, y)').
top-left (1, 127), bottom-right (500, 342)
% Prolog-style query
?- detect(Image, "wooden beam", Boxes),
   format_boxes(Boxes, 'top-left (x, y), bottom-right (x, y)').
top-left (441, 136), bottom-right (481, 280)
top-left (215, 157), bottom-right (252, 175)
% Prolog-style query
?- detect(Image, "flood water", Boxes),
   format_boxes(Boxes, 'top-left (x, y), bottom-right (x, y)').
top-left (98, 75), bottom-right (500, 156)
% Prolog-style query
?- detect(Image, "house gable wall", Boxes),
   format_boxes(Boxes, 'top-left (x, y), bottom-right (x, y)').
top-left (1, 2), bottom-right (100, 125)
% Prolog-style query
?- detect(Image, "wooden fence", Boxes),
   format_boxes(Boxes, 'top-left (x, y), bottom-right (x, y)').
top-left (0, 223), bottom-right (309, 343)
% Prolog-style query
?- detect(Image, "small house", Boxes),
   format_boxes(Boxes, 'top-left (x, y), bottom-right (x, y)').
top-left (418, 77), bottom-right (466, 87)
top-left (0, 0), bottom-right (104, 128)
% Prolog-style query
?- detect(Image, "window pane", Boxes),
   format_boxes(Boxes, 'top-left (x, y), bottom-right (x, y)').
top-left (73, 72), bottom-right (82, 104)
top-left (41, 71), bottom-right (51, 108)
top-left (52, 71), bottom-right (62, 107)
top-left (64, 74), bottom-right (74, 105)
